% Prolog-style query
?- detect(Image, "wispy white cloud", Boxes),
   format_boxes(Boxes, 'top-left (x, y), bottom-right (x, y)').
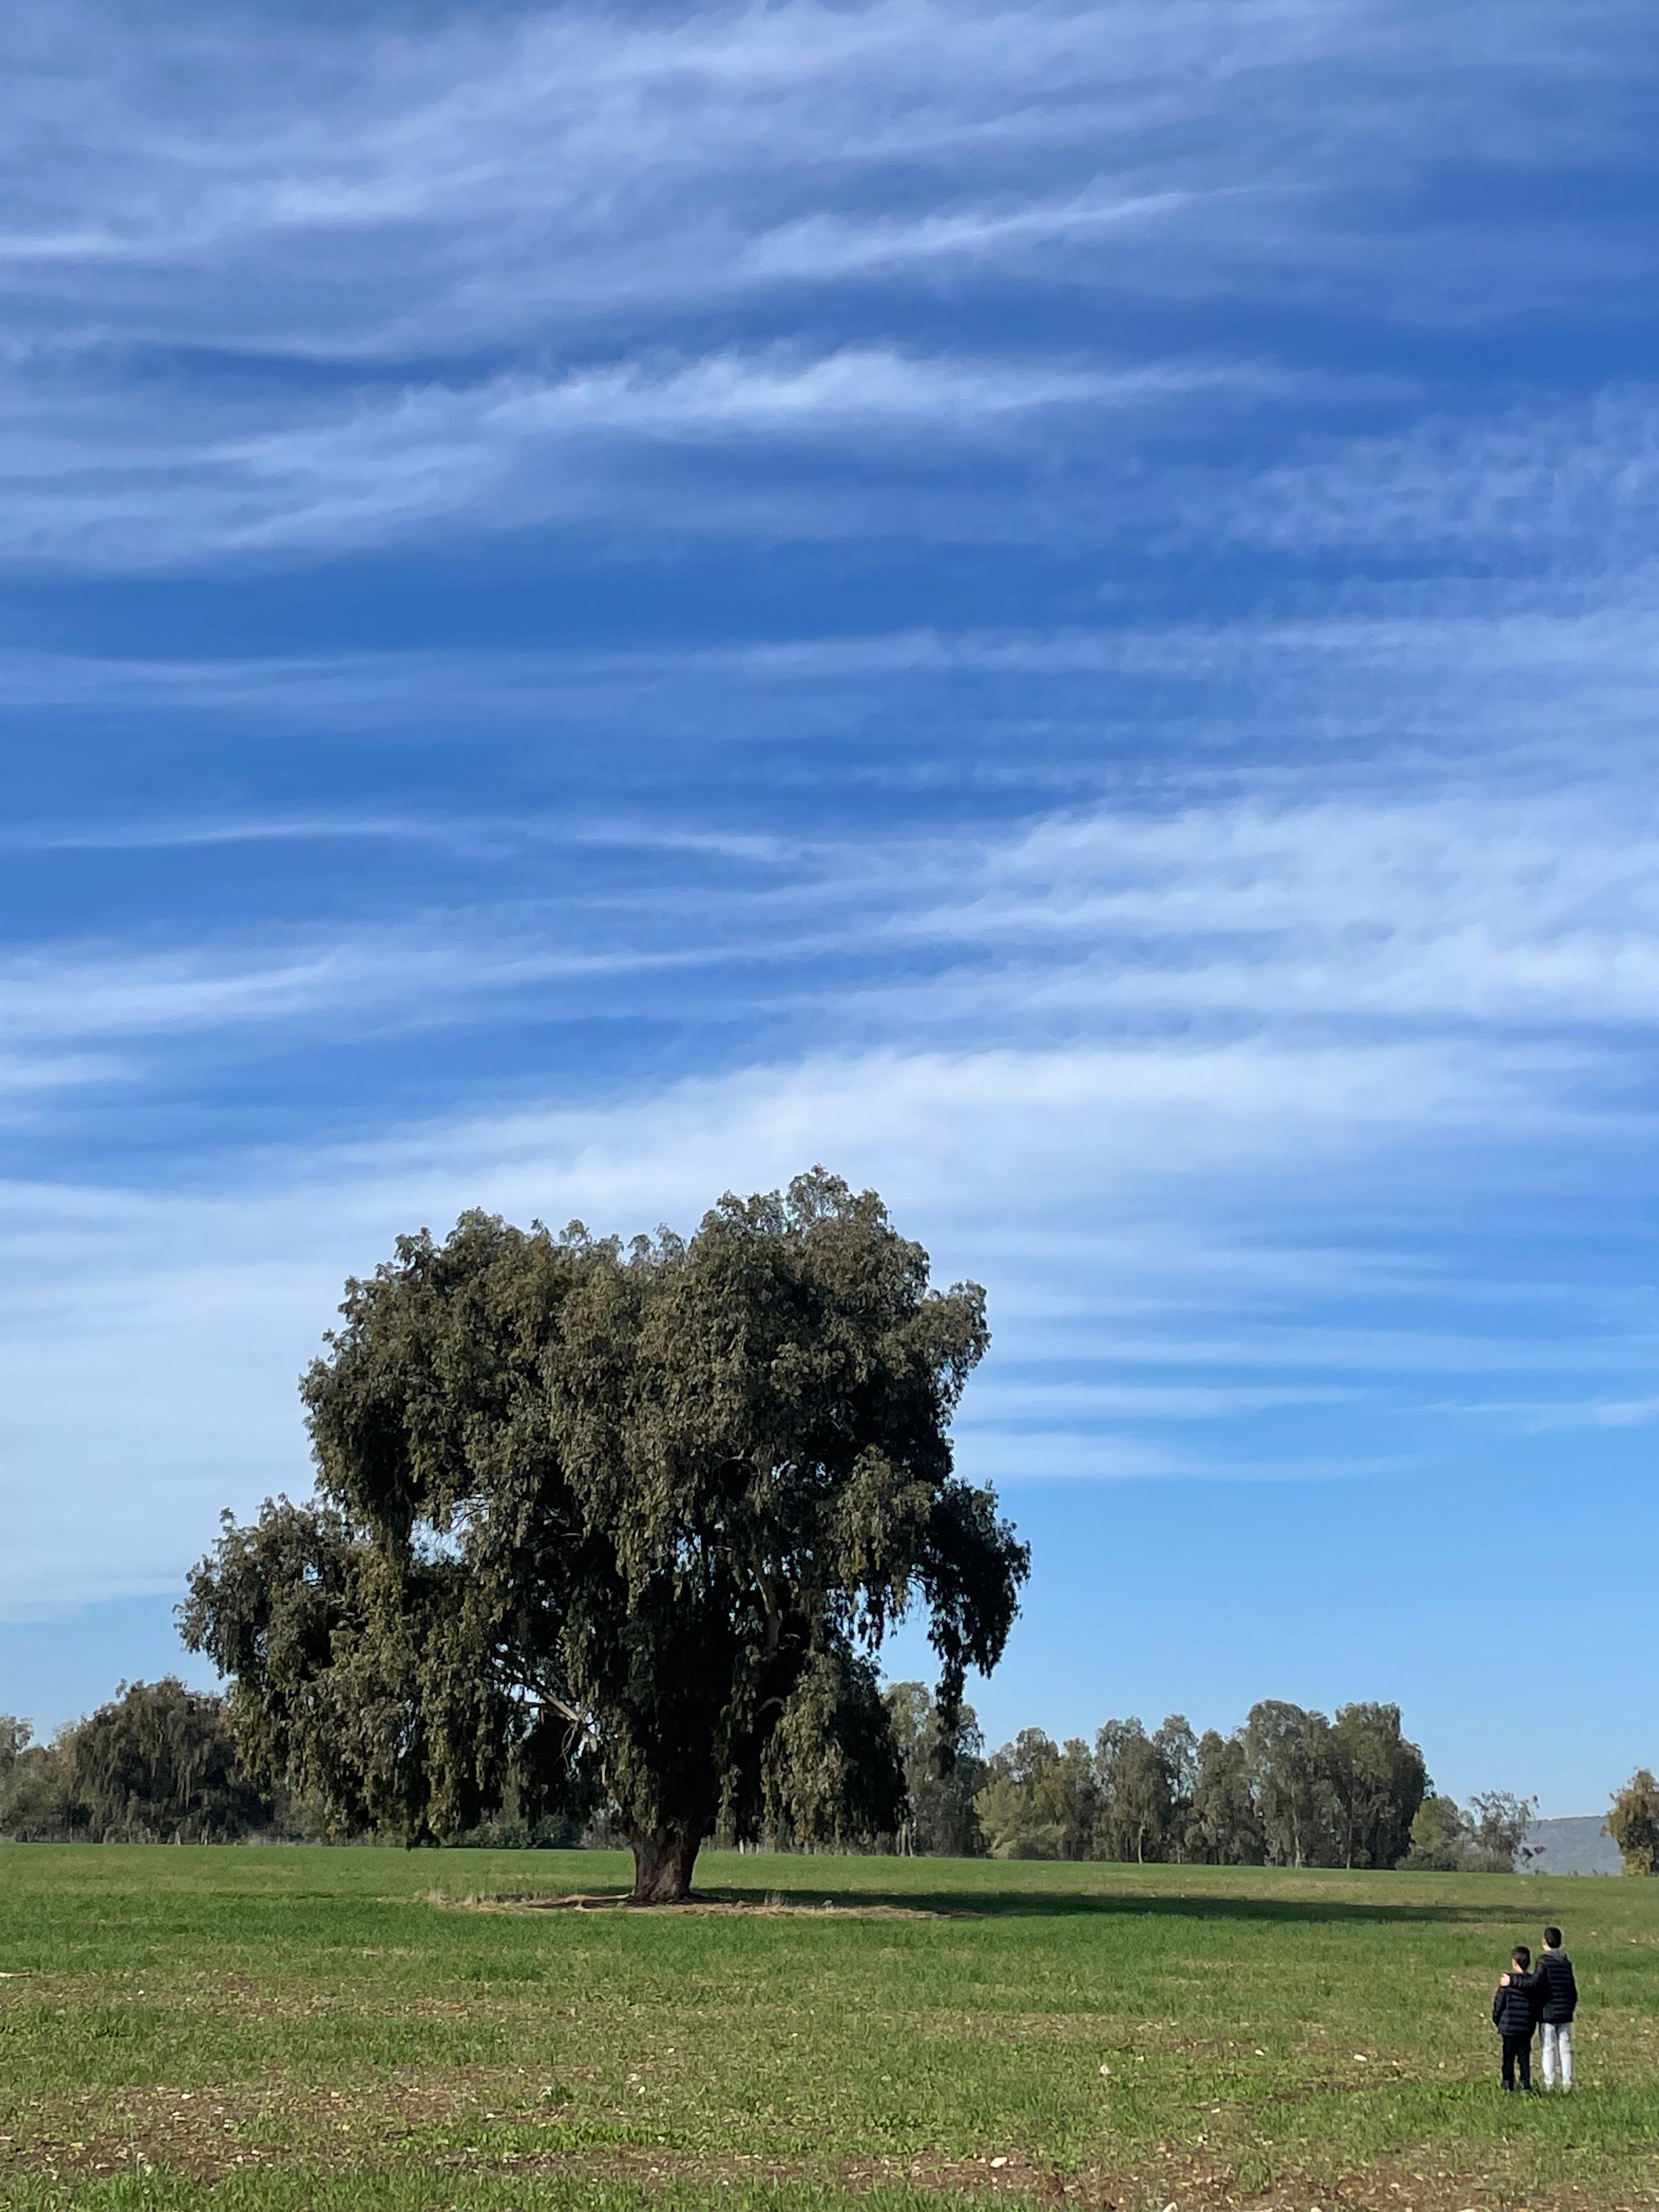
top-left (0, 342), bottom-right (1281, 566)
top-left (0, 921), bottom-right (769, 1063)
top-left (953, 1434), bottom-right (1417, 1483)
top-left (953, 1380), bottom-right (1365, 1419)
top-left (737, 187), bottom-right (1212, 282)
top-left (14, 754), bottom-right (1659, 1617)
top-left (13, 777), bottom-right (1659, 1104)
top-left (9, 975), bottom-right (1652, 1618)
top-left (1448, 1392), bottom-right (1659, 1432)
top-left (10, 359), bottom-right (1659, 572)
top-left (11, 748), bottom-right (1659, 1611)
top-left (0, 812), bottom-right (492, 855)
top-left (5, 0), bottom-right (1659, 1689)
top-left (900, 791), bottom-right (1659, 1031)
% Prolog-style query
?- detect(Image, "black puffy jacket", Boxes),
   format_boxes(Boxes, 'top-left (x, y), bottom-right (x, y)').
top-left (1528, 1950), bottom-right (1577, 2023)
top-left (1492, 1974), bottom-right (1538, 2037)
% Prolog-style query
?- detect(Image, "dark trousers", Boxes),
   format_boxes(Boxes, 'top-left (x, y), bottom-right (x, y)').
top-left (1500, 2031), bottom-right (1533, 2090)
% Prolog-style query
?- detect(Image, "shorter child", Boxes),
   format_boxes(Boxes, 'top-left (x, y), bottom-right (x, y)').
top-left (1493, 1944), bottom-right (1538, 2091)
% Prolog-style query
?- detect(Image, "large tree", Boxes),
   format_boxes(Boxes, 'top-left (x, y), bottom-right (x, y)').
top-left (183, 1170), bottom-right (1028, 1900)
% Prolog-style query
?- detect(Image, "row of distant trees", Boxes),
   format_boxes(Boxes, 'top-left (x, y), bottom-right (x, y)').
top-left (10, 1675), bottom-right (1652, 1874)
top-left (889, 1689), bottom-right (1538, 1872)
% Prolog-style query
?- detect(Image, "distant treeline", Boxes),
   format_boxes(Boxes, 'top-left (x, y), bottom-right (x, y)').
top-left (0, 1682), bottom-right (585, 1848)
top-left (5, 1678), bottom-right (1649, 1874)
top-left (887, 1686), bottom-right (1535, 1873)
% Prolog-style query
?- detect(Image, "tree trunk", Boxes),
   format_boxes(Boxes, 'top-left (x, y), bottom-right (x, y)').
top-left (628, 1828), bottom-right (699, 1904)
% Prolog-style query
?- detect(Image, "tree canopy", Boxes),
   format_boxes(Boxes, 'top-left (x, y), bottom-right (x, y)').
top-left (183, 1170), bottom-right (1028, 1899)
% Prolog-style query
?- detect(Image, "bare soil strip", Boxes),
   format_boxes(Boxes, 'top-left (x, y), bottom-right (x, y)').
top-left (3, 2115), bottom-right (1649, 2211)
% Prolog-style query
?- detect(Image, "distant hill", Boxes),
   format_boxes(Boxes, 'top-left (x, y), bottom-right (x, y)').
top-left (1523, 1815), bottom-right (1622, 1876)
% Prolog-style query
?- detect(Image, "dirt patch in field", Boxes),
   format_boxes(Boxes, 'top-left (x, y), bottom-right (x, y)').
top-left (0, 2064), bottom-right (566, 2186)
top-left (495, 2142), bottom-right (1655, 2212)
top-left (434, 1890), bottom-right (950, 1920)
top-left (2, 2102), bottom-right (1653, 2210)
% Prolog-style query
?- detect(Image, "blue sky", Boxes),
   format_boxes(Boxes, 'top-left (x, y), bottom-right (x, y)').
top-left (3, 0), bottom-right (1658, 1816)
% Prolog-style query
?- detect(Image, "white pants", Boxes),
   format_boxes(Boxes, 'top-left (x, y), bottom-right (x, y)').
top-left (1540, 2022), bottom-right (1574, 2090)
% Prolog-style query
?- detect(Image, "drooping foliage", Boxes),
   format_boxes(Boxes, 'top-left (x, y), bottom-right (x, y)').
top-left (1190, 1728), bottom-right (1264, 1864)
top-left (1328, 1702), bottom-right (1429, 1872)
top-left (1242, 1700), bottom-right (1339, 1869)
top-left (1466, 1788), bottom-right (1539, 1870)
top-left (0, 1683), bottom-right (270, 1843)
top-left (1096, 1717), bottom-right (1191, 1865)
top-left (70, 1677), bottom-right (271, 1842)
top-left (1404, 1791), bottom-right (1469, 1869)
top-left (182, 1170), bottom-right (1029, 1898)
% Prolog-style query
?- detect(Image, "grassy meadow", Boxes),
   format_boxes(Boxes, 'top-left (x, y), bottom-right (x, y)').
top-left (0, 1846), bottom-right (1654, 2212)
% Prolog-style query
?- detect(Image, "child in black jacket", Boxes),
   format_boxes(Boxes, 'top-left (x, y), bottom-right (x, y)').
top-left (1493, 1945), bottom-right (1539, 2090)
top-left (1528, 1927), bottom-right (1578, 2091)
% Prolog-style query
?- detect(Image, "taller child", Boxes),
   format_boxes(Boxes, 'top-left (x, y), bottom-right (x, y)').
top-left (1527, 1926), bottom-right (1578, 2091)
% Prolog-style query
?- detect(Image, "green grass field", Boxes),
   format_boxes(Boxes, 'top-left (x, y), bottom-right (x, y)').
top-left (0, 1847), bottom-right (1654, 2212)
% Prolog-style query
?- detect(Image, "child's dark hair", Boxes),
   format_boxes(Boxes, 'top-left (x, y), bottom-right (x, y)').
top-left (1511, 1944), bottom-right (1531, 1968)
top-left (1543, 1926), bottom-right (1562, 1948)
